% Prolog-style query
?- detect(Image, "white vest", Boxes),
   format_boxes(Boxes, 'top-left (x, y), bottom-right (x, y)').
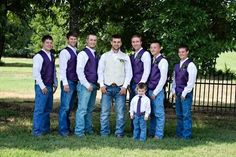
top-left (103, 51), bottom-right (127, 86)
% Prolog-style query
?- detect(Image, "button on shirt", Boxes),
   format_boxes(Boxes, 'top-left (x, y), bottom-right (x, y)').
top-left (33, 49), bottom-right (58, 89)
top-left (133, 47), bottom-right (151, 83)
top-left (76, 46), bottom-right (96, 89)
top-left (171, 58), bottom-right (197, 98)
top-left (152, 54), bottom-right (169, 96)
top-left (59, 45), bottom-right (77, 86)
top-left (129, 95), bottom-right (151, 118)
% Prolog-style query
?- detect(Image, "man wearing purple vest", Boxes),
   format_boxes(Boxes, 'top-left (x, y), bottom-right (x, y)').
top-left (58, 32), bottom-right (78, 136)
top-left (147, 41), bottom-right (168, 140)
top-left (172, 45), bottom-right (197, 139)
top-left (32, 35), bottom-right (58, 136)
top-left (75, 34), bottom-right (99, 137)
top-left (129, 35), bottom-right (151, 130)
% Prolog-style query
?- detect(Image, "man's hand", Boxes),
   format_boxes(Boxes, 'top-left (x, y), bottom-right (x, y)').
top-left (130, 115), bottom-right (134, 119)
top-left (181, 96), bottom-right (185, 101)
top-left (53, 86), bottom-right (57, 94)
top-left (144, 116), bottom-right (149, 121)
top-left (42, 87), bottom-right (48, 95)
top-left (151, 94), bottom-right (156, 100)
top-left (87, 85), bottom-right (93, 92)
top-left (172, 93), bottom-right (176, 98)
top-left (101, 86), bottom-right (107, 94)
top-left (63, 85), bottom-right (70, 92)
top-left (119, 87), bottom-right (127, 95)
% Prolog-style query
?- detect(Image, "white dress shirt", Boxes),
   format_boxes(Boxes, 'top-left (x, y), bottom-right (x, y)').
top-left (59, 45), bottom-right (77, 86)
top-left (134, 48), bottom-right (151, 83)
top-left (33, 49), bottom-right (58, 89)
top-left (171, 58), bottom-right (197, 98)
top-left (129, 94), bottom-right (151, 118)
top-left (97, 49), bottom-right (133, 88)
top-left (76, 46), bottom-right (96, 89)
top-left (152, 54), bottom-right (169, 96)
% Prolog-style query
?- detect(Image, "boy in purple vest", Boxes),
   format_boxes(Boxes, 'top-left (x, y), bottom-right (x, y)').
top-left (147, 41), bottom-right (168, 140)
top-left (129, 35), bottom-right (151, 129)
top-left (32, 35), bottom-right (58, 136)
top-left (130, 83), bottom-right (151, 141)
top-left (172, 45), bottom-right (197, 139)
top-left (58, 31), bottom-right (78, 136)
top-left (75, 34), bottom-right (99, 137)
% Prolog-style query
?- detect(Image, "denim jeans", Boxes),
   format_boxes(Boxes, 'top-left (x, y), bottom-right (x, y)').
top-left (32, 85), bottom-right (53, 136)
top-left (75, 82), bottom-right (97, 136)
top-left (133, 114), bottom-right (147, 141)
top-left (58, 80), bottom-right (77, 135)
top-left (100, 85), bottom-right (126, 136)
top-left (175, 91), bottom-right (193, 139)
top-left (148, 89), bottom-right (165, 139)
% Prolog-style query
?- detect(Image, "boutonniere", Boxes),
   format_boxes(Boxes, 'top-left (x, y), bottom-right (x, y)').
top-left (119, 58), bottom-right (126, 63)
top-left (181, 64), bottom-right (188, 70)
top-left (154, 60), bottom-right (160, 66)
top-left (135, 53), bottom-right (142, 60)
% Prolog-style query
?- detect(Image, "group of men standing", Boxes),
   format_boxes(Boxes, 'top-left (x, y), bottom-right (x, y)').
top-left (32, 32), bottom-right (197, 140)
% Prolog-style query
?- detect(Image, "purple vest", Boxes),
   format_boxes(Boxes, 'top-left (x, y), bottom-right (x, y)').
top-left (130, 49), bottom-right (146, 84)
top-left (174, 59), bottom-right (192, 94)
top-left (83, 48), bottom-right (98, 83)
top-left (65, 47), bottom-right (78, 81)
top-left (39, 50), bottom-right (55, 86)
top-left (147, 55), bottom-right (164, 90)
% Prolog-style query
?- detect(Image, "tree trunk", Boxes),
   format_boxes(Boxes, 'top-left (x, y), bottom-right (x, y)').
top-left (0, 0), bottom-right (7, 61)
top-left (68, 0), bottom-right (86, 34)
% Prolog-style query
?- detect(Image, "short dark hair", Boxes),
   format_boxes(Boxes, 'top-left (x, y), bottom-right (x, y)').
top-left (66, 31), bottom-right (78, 39)
top-left (151, 40), bottom-right (162, 47)
top-left (178, 44), bottom-right (189, 51)
top-left (42, 35), bottom-right (53, 43)
top-left (111, 34), bottom-right (122, 41)
top-left (86, 34), bottom-right (97, 40)
top-left (137, 82), bottom-right (147, 90)
top-left (131, 34), bottom-right (142, 41)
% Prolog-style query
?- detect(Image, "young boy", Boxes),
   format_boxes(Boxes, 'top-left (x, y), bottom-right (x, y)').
top-left (147, 41), bottom-right (168, 140)
top-left (32, 35), bottom-right (58, 136)
top-left (129, 83), bottom-right (151, 141)
top-left (58, 31), bottom-right (78, 136)
top-left (75, 34), bottom-right (99, 137)
top-left (172, 45), bottom-right (197, 139)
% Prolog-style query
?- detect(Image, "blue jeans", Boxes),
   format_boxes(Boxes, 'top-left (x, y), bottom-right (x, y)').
top-left (100, 85), bottom-right (126, 136)
top-left (129, 82), bottom-right (138, 102)
top-left (133, 114), bottom-right (147, 141)
top-left (58, 80), bottom-right (77, 135)
top-left (148, 89), bottom-right (165, 139)
top-left (175, 91), bottom-right (193, 139)
top-left (32, 85), bottom-right (53, 136)
top-left (75, 82), bottom-right (97, 136)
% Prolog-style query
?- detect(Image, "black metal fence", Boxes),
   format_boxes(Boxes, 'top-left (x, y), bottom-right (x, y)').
top-left (165, 72), bottom-right (236, 113)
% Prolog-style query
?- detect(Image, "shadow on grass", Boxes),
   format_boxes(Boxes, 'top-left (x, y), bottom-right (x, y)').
top-left (0, 103), bottom-right (236, 152)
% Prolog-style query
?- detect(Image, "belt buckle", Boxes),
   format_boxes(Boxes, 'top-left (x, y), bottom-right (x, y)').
top-left (111, 83), bottom-right (117, 87)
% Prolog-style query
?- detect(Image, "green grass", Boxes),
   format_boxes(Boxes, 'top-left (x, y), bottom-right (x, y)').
top-left (0, 103), bottom-right (236, 157)
top-left (216, 51), bottom-right (236, 73)
top-left (0, 57), bottom-right (236, 156)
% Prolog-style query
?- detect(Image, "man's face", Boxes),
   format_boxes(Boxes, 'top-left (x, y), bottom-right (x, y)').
top-left (131, 37), bottom-right (142, 51)
top-left (111, 38), bottom-right (122, 51)
top-left (150, 43), bottom-right (161, 56)
top-left (67, 36), bottom-right (77, 47)
top-left (42, 39), bottom-right (53, 51)
top-left (86, 35), bottom-right (97, 49)
top-left (178, 48), bottom-right (189, 60)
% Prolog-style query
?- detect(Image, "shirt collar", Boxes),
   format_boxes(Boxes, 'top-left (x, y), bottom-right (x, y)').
top-left (68, 45), bottom-right (77, 52)
top-left (41, 49), bottom-right (51, 55)
top-left (86, 46), bottom-right (96, 53)
top-left (180, 57), bottom-right (189, 64)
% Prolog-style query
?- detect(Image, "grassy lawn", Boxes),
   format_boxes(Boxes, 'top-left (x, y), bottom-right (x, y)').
top-left (0, 101), bottom-right (236, 157)
top-left (216, 51), bottom-right (236, 73)
top-left (0, 57), bottom-right (236, 156)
